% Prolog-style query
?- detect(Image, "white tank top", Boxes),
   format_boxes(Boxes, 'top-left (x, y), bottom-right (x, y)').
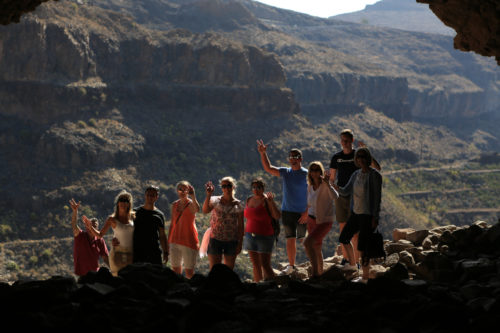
top-left (113, 219), bottom-right (134, 249)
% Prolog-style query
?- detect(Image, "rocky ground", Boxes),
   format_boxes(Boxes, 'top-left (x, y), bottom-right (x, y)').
top-left (1, 220), bottom-right (499, 332)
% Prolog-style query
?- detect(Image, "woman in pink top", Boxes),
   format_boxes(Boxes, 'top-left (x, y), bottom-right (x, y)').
top-left (244, 178), bottom-right (281, 282)
top-left (168, 180), bottom-right (200, 279)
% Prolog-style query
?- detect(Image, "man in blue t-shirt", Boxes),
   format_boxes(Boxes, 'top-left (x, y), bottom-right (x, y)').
top-left (257, 139), bottom-right (308, 275)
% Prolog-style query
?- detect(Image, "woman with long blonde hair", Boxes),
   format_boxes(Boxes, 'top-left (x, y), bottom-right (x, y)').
top-left (85, 190), bottom-right (135, 276)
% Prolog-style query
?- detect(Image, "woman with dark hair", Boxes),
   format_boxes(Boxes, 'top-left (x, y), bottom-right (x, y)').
top-left (337, 147), bottom-right (382, 282)
top-left (168, 180), bottom-right (200, 279)
top-left (244, 177), bottom-right (281, 282)
top-left (85, 190), bottom-right (135, 276)
top-left (202, 177), bottom-right (244, 270)
top-left (304, 161), bottom-right (339, 278)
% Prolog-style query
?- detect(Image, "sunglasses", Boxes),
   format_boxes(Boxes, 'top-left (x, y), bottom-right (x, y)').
top-left (310, 168), bottom-right (321, 172)
top-left (289, 155), bottom-right (301, 160)
top-left (221, 184), bottom-right (233, 189)
top-left (252, 185), bottom-right (263, 190)
top-left (118, 197), bottom-right (130, 203)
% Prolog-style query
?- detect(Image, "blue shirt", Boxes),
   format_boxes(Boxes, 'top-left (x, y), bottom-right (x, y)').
top-left (279, 167), bottom-right (308, 213)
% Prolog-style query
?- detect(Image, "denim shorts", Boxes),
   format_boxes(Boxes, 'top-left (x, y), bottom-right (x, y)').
top-left (207, 238), bottom-right (238, 256)
top-left (244, 232), bottom-right (275, 253)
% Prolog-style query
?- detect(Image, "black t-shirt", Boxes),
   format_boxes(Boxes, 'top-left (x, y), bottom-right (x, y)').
top-left (132, 206), bottom-right (165, 264)
top-left (329, 150), bottom-right (358, 187)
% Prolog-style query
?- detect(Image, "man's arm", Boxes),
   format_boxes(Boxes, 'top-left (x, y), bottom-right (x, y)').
top-left (257, 139), bottom-right (280, 177)
top-left (159, 226), bottom-right (169, 264)
top-left (101, 255), bottom-right (110, 267)
top-left (69, 199), bottom-right (82, 238)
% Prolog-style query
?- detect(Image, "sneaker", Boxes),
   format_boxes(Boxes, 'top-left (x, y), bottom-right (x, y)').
top-left (351, 276), bottom-right (363, 283)
top-left (341, 264), bottom-right (358, 271)
top-left (280, 265), bottom-right (295, 275)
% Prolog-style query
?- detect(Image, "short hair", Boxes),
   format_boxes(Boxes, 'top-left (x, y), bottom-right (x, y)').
top-left (355, 147), bottom-right (372, 166)
top-left (90, 217), bottom-right (99, 226)
top-left (176, 180), bottom-right (191, 191)
top-left (145, 184), bottom-right (160, 194)
top-left (220, 176), bottom-right (237, 195)
top-left (340, 129), bottom-right (354, 140)
top-left (289, 148), bottom-right (302, 157)
top-left (307, 161), bottom-right (325, 185)
top-left (251, 177), bottom-right (266, 189)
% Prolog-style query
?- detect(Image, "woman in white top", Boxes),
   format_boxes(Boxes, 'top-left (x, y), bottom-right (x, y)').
top-left (85, 190), bottom-right (135, 276)
top-left (304, 161), bottom-right (339, 277)
top-left (337, 148), bottom-right (382, 282)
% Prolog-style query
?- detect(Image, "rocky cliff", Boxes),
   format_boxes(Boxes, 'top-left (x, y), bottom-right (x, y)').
top-left (418, 0), bottom-right (500, 65)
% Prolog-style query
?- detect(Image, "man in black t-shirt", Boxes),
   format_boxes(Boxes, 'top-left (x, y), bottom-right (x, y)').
top-left (132, 185), bottom-right (169, 265)
top-left (329, 129), bottom-right (380, 267)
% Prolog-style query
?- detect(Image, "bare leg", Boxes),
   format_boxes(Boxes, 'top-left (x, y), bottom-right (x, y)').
top-left (352, 232), bottom-right (360, 265)
top-left (172, 266), bottom-right (182, 275)
top-left (248, 251), bottom-right (263, 282)
top-left (341, 242), bottom-right (356, 266)
top-left (208, 254), bottom-right (222, 270)
top-left (223, 255), bottom-right (237, 270)
top-left (315, 244), bottom-right (324, 275)
top-left (360, 252), bottom-right (370, 280)
top-left (286, 237), bottom-right (297, 266)
top-left (260, 253), bottom-right (275, 280)
top-left (304, 235), bottom-right (319, 276)
top-left (184, 268), bottom-right (194, 279)
top-left (339, 222), bottom-right (348, 259)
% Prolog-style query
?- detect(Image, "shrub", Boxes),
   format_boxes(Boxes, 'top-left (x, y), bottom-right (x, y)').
top-left (5, 260), bottom-right (19, 271)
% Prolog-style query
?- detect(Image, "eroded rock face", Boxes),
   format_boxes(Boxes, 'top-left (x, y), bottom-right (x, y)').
top-left (417, 0), bottom-right (500, 65)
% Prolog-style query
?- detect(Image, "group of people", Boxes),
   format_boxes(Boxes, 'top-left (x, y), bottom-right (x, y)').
top-left (71, 128), bottom-right (382, 283)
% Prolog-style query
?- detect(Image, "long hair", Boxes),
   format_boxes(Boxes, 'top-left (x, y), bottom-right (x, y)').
top-left (307, 161), bottom-right (325, 186)
top-left (112, 190), bottom-right (135, 220)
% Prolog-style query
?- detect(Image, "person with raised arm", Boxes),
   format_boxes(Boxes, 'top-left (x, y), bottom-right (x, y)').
top-left (83, 191), bottom-right (134, 276)
top-left (329, 129), bottom-right (381, 270)
top-left (202, 177), bottom-right (244, 270)
top-left (70, 198), bottom-right (109, 277)
top-left (256, 139), bottom-right (308, 275)
top-left (244, 178), bottom-right (281, 282)
top-left (168, 180), bottom-right (200, 279)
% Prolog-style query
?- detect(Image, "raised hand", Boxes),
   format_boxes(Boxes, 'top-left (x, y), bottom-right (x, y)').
top-left (69, 198), bottom-right (80, 212)
top-left (322, 169), bottom-right (330, 183)
top-left (188, 185), bottom-right (195, 196)
top-left (205, 181), bottom-right (215, 195)
top-left (265, 192), bottom-right (275, 201)
top-left (256, 139), bottom-right (267, 154)
top-left (357, 140), bottom-right (366, 148)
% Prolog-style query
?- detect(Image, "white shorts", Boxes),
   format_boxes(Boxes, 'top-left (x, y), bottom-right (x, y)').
top-left (169, 243), bottom-right (198, 270)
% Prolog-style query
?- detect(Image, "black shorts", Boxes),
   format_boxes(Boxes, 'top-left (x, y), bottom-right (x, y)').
top-left (338, 212), bottom-right (374, 252)
top-left (207, 238), bottom-right (238, 256)
top-left (282, 211), bottom-right (307, 239)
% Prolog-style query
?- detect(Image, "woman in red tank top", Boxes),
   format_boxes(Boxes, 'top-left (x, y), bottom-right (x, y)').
top-left (244, 178), bottom-right (281, 282)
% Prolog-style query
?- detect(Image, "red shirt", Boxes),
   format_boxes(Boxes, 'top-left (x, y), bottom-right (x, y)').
top-left (73, 230), bottom-right (109, 276)
top-left (168, 201), bottom-right (199, 250)
top-left (244, 203), bottom-right (274, 236)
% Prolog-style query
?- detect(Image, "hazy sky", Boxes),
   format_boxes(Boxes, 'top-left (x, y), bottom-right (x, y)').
top-left (254, 0), bottom-right (381, 18)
